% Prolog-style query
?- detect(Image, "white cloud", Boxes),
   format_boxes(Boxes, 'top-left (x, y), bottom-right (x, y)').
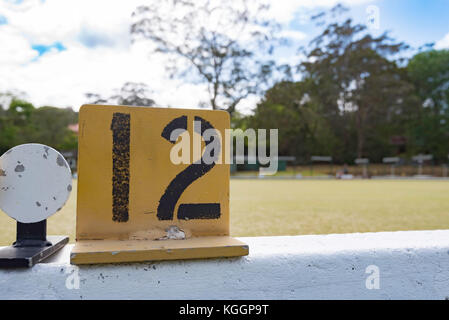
top-left (0, 25), bottom-right (38, 65)
top-left (435, 32), bottom-right (449, 49)
top-left (0, 39), bottom-right (210, 109)
top-left (0, 0), bottom-right (138, 47)
top-left (236, 94), bottom-right (262, 115)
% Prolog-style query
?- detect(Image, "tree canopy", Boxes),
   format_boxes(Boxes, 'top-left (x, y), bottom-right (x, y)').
top-left (0, 97), bottom-right (77, 154)
top-left (248, 5), bottom-right (446, 163)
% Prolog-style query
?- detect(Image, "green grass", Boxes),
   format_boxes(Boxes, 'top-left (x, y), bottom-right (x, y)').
top-left (1, 179), bottom-right (449, 245)
top-left (230, 179), bottom-right (449, 236)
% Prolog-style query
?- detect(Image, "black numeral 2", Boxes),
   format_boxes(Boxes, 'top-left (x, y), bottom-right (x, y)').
top-left (157, 115), bottom-right (221, 221)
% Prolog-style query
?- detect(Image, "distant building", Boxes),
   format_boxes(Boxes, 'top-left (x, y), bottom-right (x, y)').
top-left (68, 123), bottom-right (79, 134)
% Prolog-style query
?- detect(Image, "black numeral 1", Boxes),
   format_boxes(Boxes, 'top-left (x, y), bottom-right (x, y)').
top-left (110, 112), bottom-right (130, 222)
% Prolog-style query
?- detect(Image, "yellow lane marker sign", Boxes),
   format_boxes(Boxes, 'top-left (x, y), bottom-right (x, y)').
top-left (71, 105), bottom-right (248, 265)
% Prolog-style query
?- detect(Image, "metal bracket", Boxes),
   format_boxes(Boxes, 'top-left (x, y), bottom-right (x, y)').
top-left (0, 220), bottom-right (68, 268)
top-left (13, 220), bottom-right (52, 247)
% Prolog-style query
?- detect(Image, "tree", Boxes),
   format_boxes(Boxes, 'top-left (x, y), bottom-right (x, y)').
top-left (249, 80), bottom-right (336, 161)
top-left (244, 4), bottom-right (421, 163)
top-left (86, 82), bottom-right (155, 106)
top-left (0, 97), bottom-right (78, 153)
top-left (30, 106), bottom-right (78, 151)
top-left (0, 90), bottom-right (27, 114)
top-left (131, 0), bottom-right (285, 115)
top-left (299, 5), bottom-right (416, 159)
top-left (408, 49), bottom-right (449, 106)
top-left (0, 98), bottom-right (35, 152)
top-left (407, 49), bottom-right (449, 160)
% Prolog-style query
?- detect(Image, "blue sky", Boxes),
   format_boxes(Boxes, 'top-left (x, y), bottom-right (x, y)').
top-left (286, 0), bottom-right (449, 55)
top-left (31, 41), bottom-right (66, 57)
top-left (0, 0), bottom-right (448, 112)
top-left (350, 0), bottom-right (449, 51)
top-left (0, 14), bottom-right (7, 25)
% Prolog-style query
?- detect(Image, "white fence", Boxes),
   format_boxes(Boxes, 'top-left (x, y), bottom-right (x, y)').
top-left (1, 230), bottom-right (449, 299)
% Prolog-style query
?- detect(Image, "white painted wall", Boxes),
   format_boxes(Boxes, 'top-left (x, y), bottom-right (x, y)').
top-left (1, 230), bottom-right (449, 299)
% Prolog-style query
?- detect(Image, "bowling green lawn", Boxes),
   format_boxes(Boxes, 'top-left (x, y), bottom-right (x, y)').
top-left (1, 179), bottom-right (449, 246)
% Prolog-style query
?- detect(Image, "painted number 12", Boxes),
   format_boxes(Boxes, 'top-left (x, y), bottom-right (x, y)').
top-left (110, 113), bottom-right (221, 223)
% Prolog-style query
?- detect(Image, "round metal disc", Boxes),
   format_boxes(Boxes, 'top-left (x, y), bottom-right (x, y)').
top-left (0, 143), bottom-right (72, 223)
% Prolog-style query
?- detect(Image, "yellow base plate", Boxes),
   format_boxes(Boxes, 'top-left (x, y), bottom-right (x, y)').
top-left (70, 236), bottom-right (249, 265)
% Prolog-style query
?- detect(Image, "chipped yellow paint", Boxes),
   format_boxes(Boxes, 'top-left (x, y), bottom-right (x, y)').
top-left (71, 105), bottom-right (248, 264)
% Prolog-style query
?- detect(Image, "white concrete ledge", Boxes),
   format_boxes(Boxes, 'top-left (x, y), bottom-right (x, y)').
top-left (1, 230), bottom-right (449, 299)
